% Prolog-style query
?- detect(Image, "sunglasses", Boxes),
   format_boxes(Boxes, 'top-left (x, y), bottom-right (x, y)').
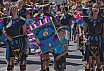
top-left (92, 7), bottom-right (100, 9)
top-left (11, 7), bottom-right (18, 10)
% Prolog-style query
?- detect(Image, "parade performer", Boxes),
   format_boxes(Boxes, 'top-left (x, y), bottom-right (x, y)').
top-left (43, 5), bottom-right (58, 27)
top-left (84, 3), bottom-right (104, 71)
top-left (4, 2), bottom-right (10, 16)
top-left (31, 5), bottom-right (58, 71)
top-left (53, 27), bottom-right (68, 71)
top-left (60, 6), bottom-right (72, 45)
top-left (72, 2), bottom-right (86, 59)
top-left (18, 0), bottom-right (27, 20)
top-left (4, 5), bottom-right (28, 71)
top-left (40, 5), bottom-right (54, 71)
top-left (76, 2), bottom-right (86, 60)
top-left (73, 2), bottom-right (84, 38)
top-left (72, 2), bottom-right (80, 43)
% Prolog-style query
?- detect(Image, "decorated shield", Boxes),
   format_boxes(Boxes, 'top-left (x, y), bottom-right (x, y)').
top-left (30, 16), bottom-right (60, 53)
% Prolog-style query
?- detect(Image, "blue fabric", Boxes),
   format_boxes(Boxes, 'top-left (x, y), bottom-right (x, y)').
top-left (78, 20), bottom-right (84, 27)
top-left (88, 35), bottom-right (103, 62)
top-left (64, 27), bottom-right (71, 31)
top-left (30, 44), bottom-right (39, 49)
top-left (0, 22), bottom-right (5, 42)
top-left (25, 19), bottom-right (34, 25)
top-left (0, 34), bottom-right (6, 42)
top-left (54, 45), bottom-right (65, 55)
top-left (54, 39), bottom-right (68, 55)
top-left (6, 44), bottom-right (9, 62)
top-left (83, 8), bottom-right (91, 16)
top-left (61, 39), bottom-right (68, 44)
top-left (0, 22), bottom-right (4, 29)
top-left (84, 17), bottom-right (104, 25)
top-left (76, 19), bottom-right (79, 23)
top-left (39, 16), bottom-right (44, 20)
top-left (7, 37), bottom-right (26, 56)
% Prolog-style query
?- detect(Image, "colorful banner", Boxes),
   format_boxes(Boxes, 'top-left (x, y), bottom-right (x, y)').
top-left (30, 16), bottom-right (60, 53)
top-left (26, 20), bottom-right (41, 55)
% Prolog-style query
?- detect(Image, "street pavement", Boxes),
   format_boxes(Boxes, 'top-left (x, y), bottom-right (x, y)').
top-left (0, 41), bottom-right (86, 71)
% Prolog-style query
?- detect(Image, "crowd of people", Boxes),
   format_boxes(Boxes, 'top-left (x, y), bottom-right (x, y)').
top-left (0, 0), bottom-right (104, 71)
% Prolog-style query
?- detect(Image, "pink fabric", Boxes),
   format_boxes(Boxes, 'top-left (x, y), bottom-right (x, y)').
top-left (0, 18), bottom-right (3, 22)
top-left (34, 53), bottom-right (41, 56)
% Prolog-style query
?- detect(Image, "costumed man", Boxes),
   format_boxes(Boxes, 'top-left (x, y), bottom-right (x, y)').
top-left (75, 2), bottom-right (86, 60)
top-left (60, 6), bottom-right (72, 45)
top-left (71, 2), bottom-right (79, 43)
top-left (40, 5), bottom-right (51, 71)
top-left (4, 5), bottom-right (28, 71)
top-left (43, 5), bottom-right (58, 28)
top-left (39, 5), bottom-right (58, 71)
top-left (83, 3), bottom-right (104, 70)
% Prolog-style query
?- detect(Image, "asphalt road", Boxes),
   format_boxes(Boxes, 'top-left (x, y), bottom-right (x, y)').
top-left (0, 41), bottom-right (86, 71)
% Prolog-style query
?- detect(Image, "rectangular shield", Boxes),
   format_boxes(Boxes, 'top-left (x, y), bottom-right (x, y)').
top-left (32, 17), bottom-right (60, 53)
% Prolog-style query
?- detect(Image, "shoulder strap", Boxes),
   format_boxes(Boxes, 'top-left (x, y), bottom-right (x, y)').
top-left (6, 18), bottom-right (12, 28)
top-left (20, 16), bottom-right (26, 21)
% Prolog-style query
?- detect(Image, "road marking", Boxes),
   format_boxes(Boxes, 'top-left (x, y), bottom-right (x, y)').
top-left (0, 56), bottom-right (5, 59)
top-left (77, 69), bottom-right (85, 71)
top-left (0, 54), bottom-right (82, 59)
top-left (35, 68), bottom-right (54, 71)
top-left (0, 67), bottom-right (19, 71)
top-left (0, 67), bottom-right (7, 71)
top-left (35, 68), bottom-right (41, 71)
top-left (67, 58), bottom-right (82, 61)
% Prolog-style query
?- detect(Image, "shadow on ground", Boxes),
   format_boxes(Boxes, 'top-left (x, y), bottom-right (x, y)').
top-left (27, 60), bottom-right (41, 65)
top-left (0, 51), bottom-right (4, 53)
top-left (68, 50), bottom-right (78, 52)
top-left (69, 44), bottom-right (74, 46)
top-left (66, 62), bottom-right (83, 66)
top-left (66, 55), bottom-right (82, 59)
top-left (0, 60), bottom-right (6, 64)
